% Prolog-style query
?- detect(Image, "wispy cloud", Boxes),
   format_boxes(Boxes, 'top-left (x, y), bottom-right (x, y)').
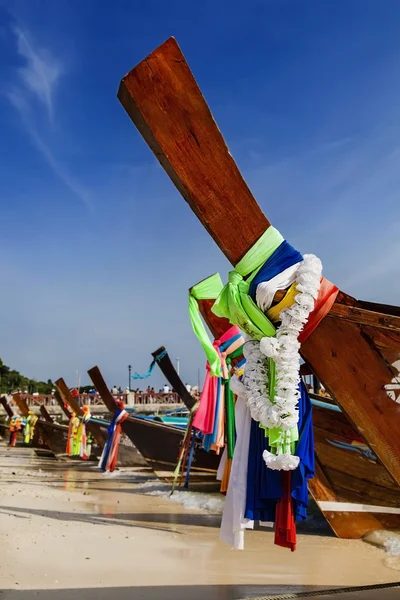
top-left (14, 26), bottom-right (61, 122)
top-left (5, 25), bottom-right (91, 209)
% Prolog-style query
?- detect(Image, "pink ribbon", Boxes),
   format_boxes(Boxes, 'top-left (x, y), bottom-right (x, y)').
top-left (193, 325), bottom-right (242, 435)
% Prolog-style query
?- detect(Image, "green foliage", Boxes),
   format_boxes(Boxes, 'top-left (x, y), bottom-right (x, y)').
top-left (0, 358), bottom-right (54, 395)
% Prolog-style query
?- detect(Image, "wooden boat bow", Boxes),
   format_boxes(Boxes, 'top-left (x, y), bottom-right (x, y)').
top-left (118, 37), bottom-right (400, 487)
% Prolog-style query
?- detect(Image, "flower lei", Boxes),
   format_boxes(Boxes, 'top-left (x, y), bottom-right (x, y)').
top-left (232, 254), bottom-right (322, 470)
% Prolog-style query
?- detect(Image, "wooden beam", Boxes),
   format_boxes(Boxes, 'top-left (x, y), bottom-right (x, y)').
top-left (118, 38), bottom-right (400, 488)
top-left (40, 405), bottom-right (54, 423)
top-left (118, 38), bottom-right (268, 264)
top-left (151, 347), bottom-right (195, 410)
top-left (328, 304), bottom-right (400, 331)
top-left (13, 393), bottom-right (30, 417)
top-left (55, 379), bottom-right (83, 416)
top-left (87, 366), bottom-right (118, 414)
top-left (54, 389), bottom-right (72, 420)
top-left (0, 396), bottom-right (14, 418)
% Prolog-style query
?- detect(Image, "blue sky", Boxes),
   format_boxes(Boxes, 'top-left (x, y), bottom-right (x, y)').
top-left (0, 0), bottom-right (399, 389)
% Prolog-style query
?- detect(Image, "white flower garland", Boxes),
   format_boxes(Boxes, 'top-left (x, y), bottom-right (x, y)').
top-left (234, 254), bottom-right (322, 471)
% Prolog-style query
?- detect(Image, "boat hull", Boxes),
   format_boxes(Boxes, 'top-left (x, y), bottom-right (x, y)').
top-left (311, 400), bottom-right (400, 538)
top-left (122, 416), bottom-right (220, 482)
top-left (37, 419), bottom-right (145, 467)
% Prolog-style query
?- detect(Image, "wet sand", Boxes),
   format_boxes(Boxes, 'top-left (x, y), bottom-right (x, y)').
top-left (0, 443), bottom-right (399, 599)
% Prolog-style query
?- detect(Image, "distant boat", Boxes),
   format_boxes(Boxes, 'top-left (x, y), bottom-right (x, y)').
top-left (88, 365), bottom-right (220, 483)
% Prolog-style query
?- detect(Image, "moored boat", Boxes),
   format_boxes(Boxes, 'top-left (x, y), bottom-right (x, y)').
top-left (117, 39), bottom-right (400, 541)
top-left (88, 365), bottom-right (219, 482)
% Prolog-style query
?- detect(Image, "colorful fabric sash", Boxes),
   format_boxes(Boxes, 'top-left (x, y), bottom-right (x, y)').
top-left (99, 406), bottom-right (129, 472)
top-left (193, 326), bottom-right (244, 456)
top-left (299, 277), bottom-right (339, 342)
top-left (212, 227), bottom-right (283, 340)
top-left (248, 240), bottom-right (303, 304)
top-left (189, 273), bottom-right (224, 376)
top-left (244, 381), bottom-right (314, 551)
top-left (9, 415), bottom-right (23, 447)
top-left (24, 413), bottom-right (38, 445)
top-left (66, 413), bottom-right (80, 456)
top-left (131, 349), bottom-right (167, 380)
top-left (79, 406), bottom-right (92, 459)
top-left (66, 408), bottom-right (92, 459)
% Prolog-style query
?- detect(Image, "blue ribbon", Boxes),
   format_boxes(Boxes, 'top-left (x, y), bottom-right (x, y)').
top-left (131, 349), bottom-right (167, 380)
top-left (248, 240), bottom-right (303, 302)
top-left (99, 408), bottom-right (124, 472)
top-left (184, 431), bottom-right (197, 489)
top-left (244, 381), bottom-right (314, 522)
top-left (219, 333), bottom-right (242, 353)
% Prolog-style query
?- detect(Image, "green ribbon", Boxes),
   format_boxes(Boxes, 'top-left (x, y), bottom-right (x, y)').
top-left (188, 273), bottom-right (224, 376)
top-left (224, 345), bottom-right (244, 459)
top-left (211, 226), bottom-right (283, 339)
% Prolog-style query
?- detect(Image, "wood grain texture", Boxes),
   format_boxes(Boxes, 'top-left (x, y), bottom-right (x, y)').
top-left (118, 38), bottom-right (400, 486)
top-left (118, 38), bottom-right (268, 264)
top-left (328, 303), bottom-right (400, 331)
top-left (302, 318), bottom-right (400, 479)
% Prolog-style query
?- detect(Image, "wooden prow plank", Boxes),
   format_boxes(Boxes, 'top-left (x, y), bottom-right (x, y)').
top-left (13, 394), bottom-right (30, 417)
top-left (118, 38), bottom-right (400, 487)
top-left (151, 347), bottom-right (195, 410)
top-left (118, 38), bottom-right (268, 264)
top-left (40, 405), bottom-right (54, 423)
top-left (54, 390), bottom-right (72, 420)
top-left (55, 379), bottom-right (83, 416)
top-left (87, 366), bottom-right (119, 414)
top-left (55, 378), bottom-right (105, 444)
top-left (328, 304), bottom-right (400, 331)
top-left (0, 396), bottom-right (15, 418)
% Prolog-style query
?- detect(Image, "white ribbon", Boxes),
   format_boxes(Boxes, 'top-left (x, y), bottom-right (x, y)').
top-left (255, 263), bottom-right (301, 312)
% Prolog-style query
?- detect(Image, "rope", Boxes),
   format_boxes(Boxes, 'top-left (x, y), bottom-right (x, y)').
top-left (131, 349), bottom-right (167, 380)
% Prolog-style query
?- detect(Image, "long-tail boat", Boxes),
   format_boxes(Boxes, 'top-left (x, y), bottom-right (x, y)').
top-left (11, 394), bottom-right (54, 453)
top-left (88, 365), bottom-right (217, 480)
top-left (55, 377), bottom-right (146, 467)
top-left (117, 38), bottom-right (400, 538)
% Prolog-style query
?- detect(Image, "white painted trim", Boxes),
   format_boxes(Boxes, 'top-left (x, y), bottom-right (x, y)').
top-left (319, 501), bottom-right (400, 514)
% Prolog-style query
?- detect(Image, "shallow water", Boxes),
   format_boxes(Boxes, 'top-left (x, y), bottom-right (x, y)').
top-left (0, 443), bottom-right (399, 599)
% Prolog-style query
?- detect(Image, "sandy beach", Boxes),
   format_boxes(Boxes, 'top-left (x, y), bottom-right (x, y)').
top-left (0, 443), bottom-right (399, 600)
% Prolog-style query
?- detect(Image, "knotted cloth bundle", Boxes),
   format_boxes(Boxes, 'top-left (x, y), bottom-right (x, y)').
top-left (66, 413), bottom-right (80, 456)
top-left (66, 407), bottom-right (92, 459)
top-left (99, 402), bottom-right (129, 472)
top-left (210, 226), bottom-right (337, 470)
top-left (24, 412), bottom-right (38, 445)
top-left (188, 225), bottom-right (338, 551)
top-left (9, 415), bottom-right (23, 447)
top-left (193, 325), bottom-right (244, 456)
top-left (188, 273), bottom-right (224, 377)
